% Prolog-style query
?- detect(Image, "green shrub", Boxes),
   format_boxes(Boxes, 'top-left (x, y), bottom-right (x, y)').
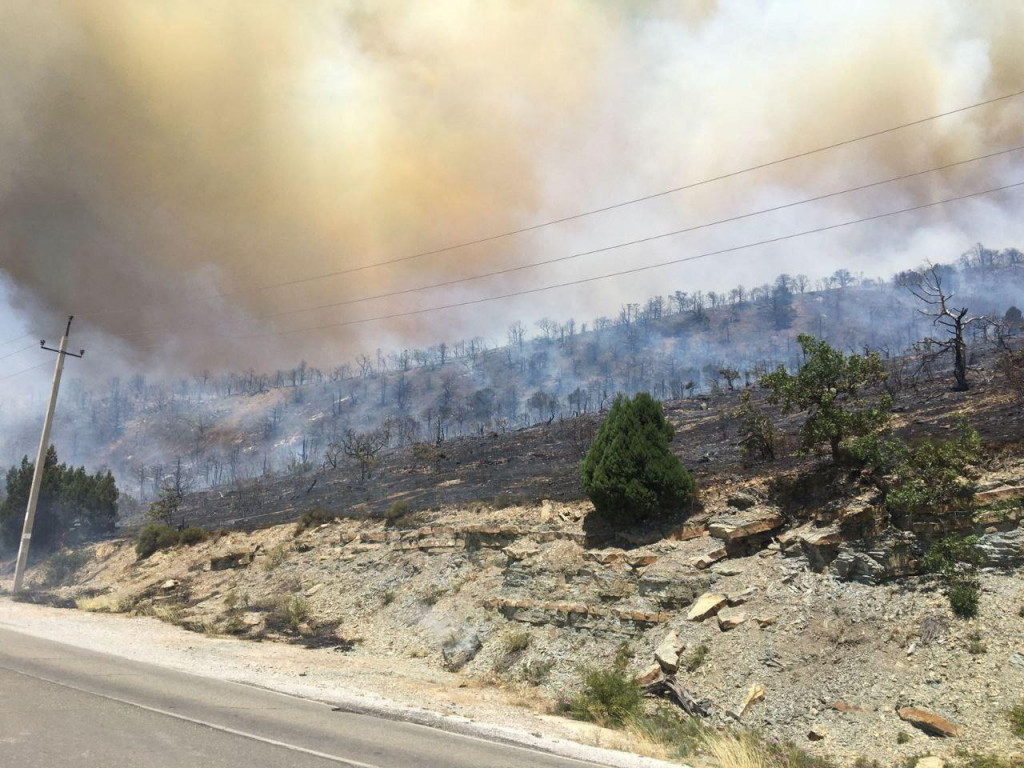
top-left (950, 583), bottom-right (980, 619)
top-left (135, 524), bottom-right (181, 559)
top-left (921, 535), bottom-right (983, 619)
top-left (178, 527), bottom-right (209, 546)
top-left (565, 666), bottom-right (644, 727)
top-left (581, 392), bottom-right (695, 525)
top-left (41, 548), bottom-right (91, 587)
top-left (1008, 701), bottom-right (1024, 738)
top-left (895, 731), bottom-right (911, 745)
top-left (293, 507), bottom-right (334, 536)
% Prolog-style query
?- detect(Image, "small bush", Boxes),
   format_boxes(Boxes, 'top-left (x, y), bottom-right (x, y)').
top-left (384, 500), bottom-right (420, 528)
top-left (42, 549), bottom-right (91, 587)
top-left (684, 644), bottom-right (710, 672)
top-left (1008, 701), bottom-right (1024, 738)
top-left (967, 631), bottom-right (987, 654)
top-left (565, 666), bottom-right (643, 727)
top-left (264, 594), bottom-right (310, 633)
top-left (581, 392), bottom-right (696, 525)
top-left (381, 591), bottom-right (395, 606)
top-left (135, 524), bottom-right (181, 559)
top-left (921, 535), bottom-right (983, 619)
top-left (896, 731), bottom-right (911, 745)
top-left (503, 630), bottom-right (531, 655)
top-left (179, 527), bottom-right (209, 546)
top-left (950, 583), bottom-right (980, 619)
top-left (523, 659), bottom-right (553, 686)
top-left (735, 392), bottom-right (777, 462)
top-left (293, 508), bottom-right (334, 536)
top-left (262, 545), bottom-right (287, 571)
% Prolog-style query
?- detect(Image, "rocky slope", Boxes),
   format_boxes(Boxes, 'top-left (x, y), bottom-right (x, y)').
top-left (10, 470), bottom-right (1024, 765)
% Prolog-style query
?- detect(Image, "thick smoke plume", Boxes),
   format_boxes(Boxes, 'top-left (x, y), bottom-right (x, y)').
top-left (1, 0), bottom-right (1023, 375)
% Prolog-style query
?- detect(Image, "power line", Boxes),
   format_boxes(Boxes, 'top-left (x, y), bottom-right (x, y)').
top-left (0, 333), bottom-right (34, 348)
top-left (103, 144), bottom-right (1024, 343)
top-left (78, 87), bottom-right (1024, 321)
top-left (113, 178), bottom-right (1024, 353)
top-left (0, 361), bottom-right (49, 383)
top-left (0, 343), bottom-right (37, 362)
top-left (245, 179), bottom-right (1024, 339)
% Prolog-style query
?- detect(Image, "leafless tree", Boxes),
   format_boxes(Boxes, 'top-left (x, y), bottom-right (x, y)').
top-left (908, 265), bottom-right (981, 391)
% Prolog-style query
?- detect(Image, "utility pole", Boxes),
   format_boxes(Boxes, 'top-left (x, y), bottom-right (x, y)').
top-left (12, 316), bottom-right (84, 592)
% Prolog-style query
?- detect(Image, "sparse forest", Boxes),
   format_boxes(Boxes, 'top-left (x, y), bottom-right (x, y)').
top-left (1, 245), bottom-right (1021, 522)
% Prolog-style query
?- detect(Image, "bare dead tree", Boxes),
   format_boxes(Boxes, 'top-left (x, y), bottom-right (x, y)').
top-left (908, 265), bottom-right (981, 392)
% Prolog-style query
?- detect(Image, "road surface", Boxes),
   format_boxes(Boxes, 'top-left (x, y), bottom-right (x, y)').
top-left (0, 626), bottom-right (600, 768)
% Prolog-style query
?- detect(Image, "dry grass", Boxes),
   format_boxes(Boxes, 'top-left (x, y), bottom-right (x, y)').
top-left (706, 733), bottom-right (767, 768)
top-left (76, 594), bottom-right (133, 613)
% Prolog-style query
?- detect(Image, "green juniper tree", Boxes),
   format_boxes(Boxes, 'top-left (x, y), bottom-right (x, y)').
top-left (581, 393), bottom-right (696, 525)
top-left (0, 446), bottom-right (119, 553)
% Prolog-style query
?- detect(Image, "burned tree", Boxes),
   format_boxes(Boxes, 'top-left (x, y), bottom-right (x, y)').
top-left (333, 426), bottom-right (390, 481)
top-left (908, 265), bottom-right (980, 392)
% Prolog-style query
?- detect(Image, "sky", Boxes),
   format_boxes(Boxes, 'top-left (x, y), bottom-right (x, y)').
top-left (1, 0), bottom-right (1023, 401)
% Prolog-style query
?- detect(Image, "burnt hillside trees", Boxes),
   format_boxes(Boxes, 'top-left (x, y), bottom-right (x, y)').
top-left (581, 392), bottom-right (696, 525)
top-left (0, 446), bottom-right (119, 553)
top-left (760, 335), bottom-right (889, 462)
top-left (908, 265), bottom-right (980, 391)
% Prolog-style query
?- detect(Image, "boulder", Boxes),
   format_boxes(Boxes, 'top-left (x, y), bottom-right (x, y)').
top-left (654, 630), bottom-right (684, 672)
top-left (635, 664), bottom-right (663, 686)
top-left (717, 607), bottom-right (747, 631)
top-left (687, 593), bottom-right (728, 622)
top-left (756, 616), bottom-right (778, 628)
top-left (914, 758), bottom-right (944, 768)
top-left (897, 707), bottom-right (962, 738)
top-left (160, 579), bottom-right (180, 592)
top-left (726, 491), bottom-right (759, 510)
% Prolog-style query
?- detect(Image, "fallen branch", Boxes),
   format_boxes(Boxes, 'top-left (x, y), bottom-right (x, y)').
top-left (642, 674), bottom-right (710, 717)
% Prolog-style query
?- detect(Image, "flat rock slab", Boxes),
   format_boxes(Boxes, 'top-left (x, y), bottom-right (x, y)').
top-left (687, 592), bottom-right (728, 622)
top-left (717, 607), bottom-right (747, 631)
top-left (898, 707), bottom-right (962, 737)
top-left (708, 508), bottom-right (784, 544)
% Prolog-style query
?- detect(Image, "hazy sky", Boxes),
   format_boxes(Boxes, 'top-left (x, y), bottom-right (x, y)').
top-left (1, 0), bottom-right (1023, 398)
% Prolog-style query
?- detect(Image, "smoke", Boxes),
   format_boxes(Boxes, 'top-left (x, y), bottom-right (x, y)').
top-left (1, 0), bottom-right (1023, 376)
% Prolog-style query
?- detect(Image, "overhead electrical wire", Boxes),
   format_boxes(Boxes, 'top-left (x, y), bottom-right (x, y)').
top-left (0, 361), bottom-right (49, 383)
top-left (74, 87), bottom-right (1024, 322)
top-left (98, 144), bottom-right (1024, 344)
top-left (122, 178), bottom-right (1022, 354)
top-left (0, 343), bottom-right (37, 362)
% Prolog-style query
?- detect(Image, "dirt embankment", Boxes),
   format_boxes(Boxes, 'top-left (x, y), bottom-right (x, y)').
top-left (7, 480), bottom-right (1024, 766)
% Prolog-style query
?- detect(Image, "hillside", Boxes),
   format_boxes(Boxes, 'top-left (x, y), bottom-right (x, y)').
top-left (2, 249), bottom-right (1022, 510)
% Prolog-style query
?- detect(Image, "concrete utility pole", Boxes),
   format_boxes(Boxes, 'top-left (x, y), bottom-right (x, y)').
top-left (12, 317), bottom-right (85, 592)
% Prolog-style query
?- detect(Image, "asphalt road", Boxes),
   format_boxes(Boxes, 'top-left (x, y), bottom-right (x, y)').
top-left (0, 627), bottom-right (598, 768)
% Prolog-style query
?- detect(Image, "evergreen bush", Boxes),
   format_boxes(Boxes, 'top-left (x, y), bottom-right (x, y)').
top-left (581, 393), bottom-right (695, 524)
